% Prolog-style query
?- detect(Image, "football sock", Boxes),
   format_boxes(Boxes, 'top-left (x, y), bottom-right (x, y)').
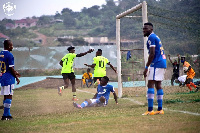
top-left (157, 89), bottom-right (164, 111)
top-left (3, 99), bottom-right (12, 116)
top-left (73, 92), bottom-right (76, 98)
top-left (147, 88), bottom-right (154, 111)
top-left (81, 101), bottom-right (88, 108)
top-left (186, 84), bottom-right (192, 91)
top-left (190, 82), bottom-right (196, 88)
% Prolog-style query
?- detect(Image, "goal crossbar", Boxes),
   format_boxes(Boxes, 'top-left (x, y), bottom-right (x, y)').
top-left (116, 3), bottom-right (142, 19)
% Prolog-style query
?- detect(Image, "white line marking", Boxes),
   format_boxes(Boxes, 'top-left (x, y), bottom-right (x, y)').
top-left (77, 89), bottom-right (95, 95)
top-left (77, 89), bottom-right (200, 116)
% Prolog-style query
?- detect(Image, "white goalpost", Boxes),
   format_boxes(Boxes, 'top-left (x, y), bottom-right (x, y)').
top-left (116, 1), bottom-right (148, 98)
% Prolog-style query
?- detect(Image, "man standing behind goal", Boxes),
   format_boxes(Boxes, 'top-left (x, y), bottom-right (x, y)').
top-left (142, 22), bottom-right (167, 115)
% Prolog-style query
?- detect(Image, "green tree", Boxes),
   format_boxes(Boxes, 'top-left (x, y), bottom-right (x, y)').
top-left (37, 15), bottom-right (52, 25)
top-left (63, 13), bottom-right (76, 28)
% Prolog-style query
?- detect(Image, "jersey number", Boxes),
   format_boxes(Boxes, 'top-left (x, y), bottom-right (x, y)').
top-left (99, 60), bottom-right (105, 68)
top-left (65, 58), bottom-right (68, 65)
top-left (0, 61), bottom-right (6, 73)
top-left (160, 47), bottom-right (164, 55)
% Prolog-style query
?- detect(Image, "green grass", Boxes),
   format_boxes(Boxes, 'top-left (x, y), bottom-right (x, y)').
top-left (0, 87), bottom-right (200, 133)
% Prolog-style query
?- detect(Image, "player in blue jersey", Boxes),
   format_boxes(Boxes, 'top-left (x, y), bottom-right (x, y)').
top-left (0, 40), bottom-right (20, 120)
top-left (142, 23), bottom-right (167, 115)
top-left (73, 76), bottom-right (118, 109)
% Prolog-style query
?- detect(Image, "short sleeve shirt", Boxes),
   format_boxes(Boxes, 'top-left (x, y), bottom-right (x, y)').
top-left (147, 33), bottom-right (167, 68)
top-left (172, 63), bottom-right (179, 74)
top-left (61, 53), bottom-right (76, 73)
top-left (93, 56), bottom-right (109, 77)
top-left (82, 72), bottom-right (93, 79)
top-left (183, 61), bottom-right (195, 77)
top-left (96, 84), bottom-right (115, 105)
top-left (0, 50), bottom-right (15, 86)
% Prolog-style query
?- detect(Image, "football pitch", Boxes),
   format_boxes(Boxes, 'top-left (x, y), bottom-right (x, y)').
top-left (0, 86), bottom-right (200, 133)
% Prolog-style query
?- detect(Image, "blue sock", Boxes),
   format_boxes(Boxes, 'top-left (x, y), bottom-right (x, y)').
top-left (157, 89), bottom-right (164, 111)
top-left (81, 101), bottom-right (88, 108)
top-left (147, 88), bottom-right (154, 111)
top-left (3, 99), bottom-right (12, 116)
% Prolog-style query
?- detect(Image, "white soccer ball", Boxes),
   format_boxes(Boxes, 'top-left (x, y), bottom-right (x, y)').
top-left (183, 67), bottom-right (188, 72)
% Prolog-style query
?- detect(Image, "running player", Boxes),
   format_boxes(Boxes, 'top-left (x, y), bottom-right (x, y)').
top-left (0, 40), bottom-right (20, 120)
top-left (84, 49), bottom-right (117, 84)
top-left (58, 46), bottom-right (94, 101)
top-left (73, 76), bottom-right (118, 109)
top-left (181, 56), bottom-right (198, 92)
top-left (142, 22), bottom-right (167, 115)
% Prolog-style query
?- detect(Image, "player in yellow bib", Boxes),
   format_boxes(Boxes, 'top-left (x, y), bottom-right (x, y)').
top-left (84, 49), bottom-right (117, 83)
top-left (59, 46), bottom-right (94, 101)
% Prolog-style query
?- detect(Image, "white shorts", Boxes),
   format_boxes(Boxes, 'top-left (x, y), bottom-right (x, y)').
top-left (89, 99), bottom-right (105, 107)
top-left (178, 75), bottom-right (187, 83)
top-left (148, 67), bottom-right (166, 81)
top-left (1, 84), bottom-right (14, 95)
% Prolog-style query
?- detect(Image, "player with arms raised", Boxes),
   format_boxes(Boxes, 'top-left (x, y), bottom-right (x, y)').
top-left (0, 40), bottom-right (20, 120)
top-left (58, 46), bottom-right (94, 101)
top-left (142, 23), bottom-right (167, 115)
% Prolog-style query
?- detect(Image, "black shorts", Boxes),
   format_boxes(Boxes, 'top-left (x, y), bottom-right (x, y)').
top-left (185, 78), bottom-right (193, 84)
top-left (62, 73), bottom-right (75, 80)
top-left (93, 77), bottom-right (102, 83)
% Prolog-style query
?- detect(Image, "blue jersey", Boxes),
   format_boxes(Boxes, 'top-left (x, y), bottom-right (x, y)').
top-left (96, 84), bottom-right (115, 105)
top-left (147, 33), bottom-right (167, 68)
top-left (0, 50), bottom-right (15, 86)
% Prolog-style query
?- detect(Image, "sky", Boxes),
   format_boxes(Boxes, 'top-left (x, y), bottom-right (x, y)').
top-left (0, 0), bottom-right (107, 20)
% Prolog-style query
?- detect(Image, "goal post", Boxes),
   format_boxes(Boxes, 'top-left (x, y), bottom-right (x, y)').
top-left (116, 1), bottom-right (148, 98)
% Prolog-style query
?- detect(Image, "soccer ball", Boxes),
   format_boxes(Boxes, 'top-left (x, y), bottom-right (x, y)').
top-left (183, 67), bottom-right (188, 72)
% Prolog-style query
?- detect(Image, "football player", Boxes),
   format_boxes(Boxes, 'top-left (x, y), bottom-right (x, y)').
top-left (0, 40), bottom-right (20, 120)
top-left (73, 76), bottom-right (118, 109)
top-left (181, 56), bottom-right (198, 92)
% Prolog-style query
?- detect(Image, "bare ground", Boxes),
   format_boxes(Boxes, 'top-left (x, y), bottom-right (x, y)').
top-left (16, 78), bottom-right (83, 90)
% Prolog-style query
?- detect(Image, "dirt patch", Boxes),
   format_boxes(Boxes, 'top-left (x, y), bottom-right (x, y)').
top-left (16, 78), bottom-right (83, 90)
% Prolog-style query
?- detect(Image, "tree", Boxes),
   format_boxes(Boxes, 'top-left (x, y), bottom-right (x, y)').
top-left (37, 15), bottom-right (52, 26)
top-left (63, 13), bottom-right (76, 28)
top-left (54, 11), bottom-right (61, 19)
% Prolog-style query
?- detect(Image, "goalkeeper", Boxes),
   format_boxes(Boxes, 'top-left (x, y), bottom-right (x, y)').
top-left (73, 76), bottom-right (118, 109)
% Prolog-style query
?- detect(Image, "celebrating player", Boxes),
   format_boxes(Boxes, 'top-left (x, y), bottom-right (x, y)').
top-left (73, 76), bottom-right (118, 109)
top-left (142, 22), bottom-right (167, 115)
top-left (84, 49), bottom-right (117, 84)
top-left (58, 46), bottom-right (94, 101)
top-left (168, 54), bottom-right (180, 86)
top-left (0, 40), bottom-right (20, 120)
